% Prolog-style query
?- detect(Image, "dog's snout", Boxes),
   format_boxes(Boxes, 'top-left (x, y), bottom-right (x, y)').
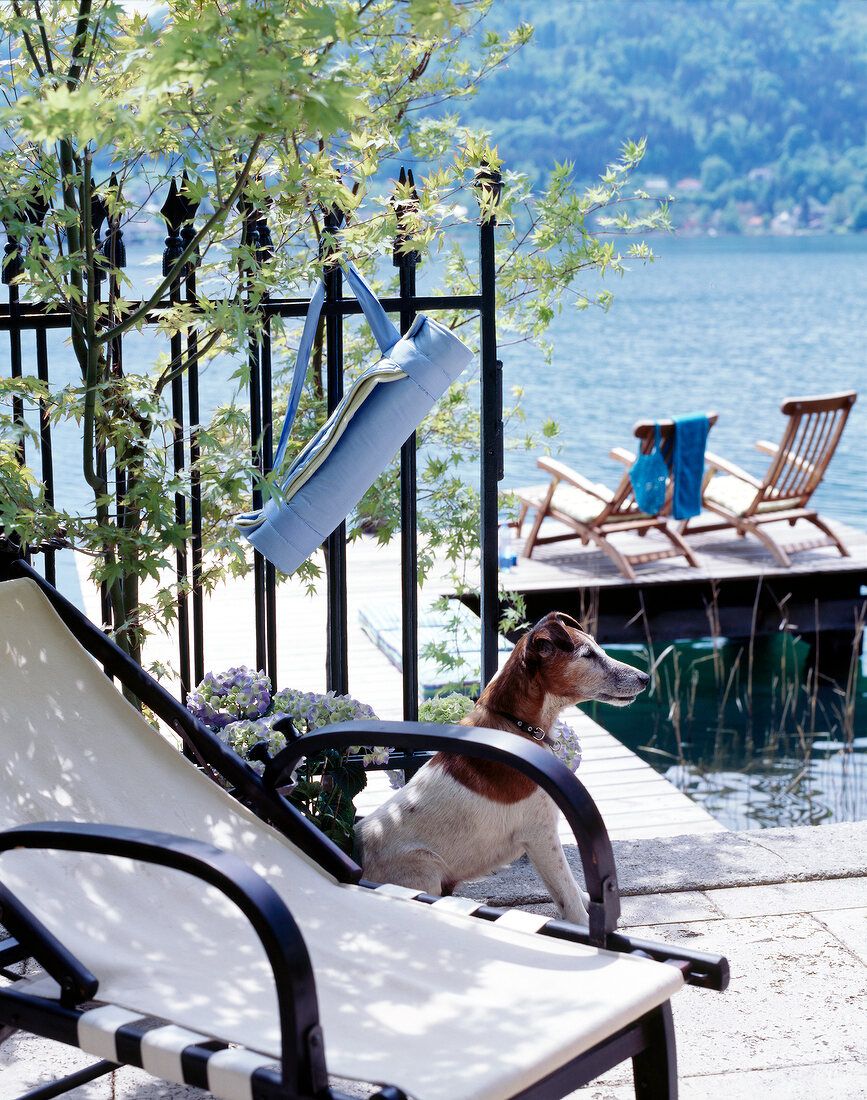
top-left (637, 669), bottom-right (650, 686)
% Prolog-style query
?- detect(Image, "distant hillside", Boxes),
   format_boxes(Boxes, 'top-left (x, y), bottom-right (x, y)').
top-left (462, 0), bottom-right (867, 233)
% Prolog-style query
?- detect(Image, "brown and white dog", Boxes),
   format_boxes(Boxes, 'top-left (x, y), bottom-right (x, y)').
top-left (356, 612), bottom-right (649, 924)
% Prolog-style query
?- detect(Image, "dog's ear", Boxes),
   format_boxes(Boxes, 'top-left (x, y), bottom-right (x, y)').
top-left (525, 614), bottom-right (575, 669)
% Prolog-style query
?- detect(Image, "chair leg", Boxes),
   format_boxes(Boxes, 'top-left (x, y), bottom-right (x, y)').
top-left (521, 506), bottom-right (546, 559)
top-left (742, 518), bottom-right (792, 567)
top-left (807, 514), bottom-right (850, 557)
top-left (515, 501), bottom-right (530, 539)
top-left (520, 483), bottom-right (557, 558)
top-left (632, 1002), bottom-right (677, 1099)
top-left (701, 504), bottom-right (793, 566)
top-left (16, 1061), bottom-right (118, 1100)
top-left (592, 534), bottom-right (639, 581)
top-left (658, 523), bottom-right (699, 568)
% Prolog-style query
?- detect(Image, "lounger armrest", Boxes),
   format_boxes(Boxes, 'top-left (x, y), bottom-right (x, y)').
top-left (703, 450), bottom-right (763, 488)
top-left (609, 446), bottom-right (635, 467)
top-left (536, 457), bottom-right (611, 502)
top-left (269, 720), bottom-right (620, 944)
top-left (0, 821), bottom-right (328, 1097)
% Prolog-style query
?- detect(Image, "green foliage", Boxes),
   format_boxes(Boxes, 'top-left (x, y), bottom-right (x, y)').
top-left (0, 0), bottom-right (669, 669)
top-left (463, 0), bottom-right (867, 231)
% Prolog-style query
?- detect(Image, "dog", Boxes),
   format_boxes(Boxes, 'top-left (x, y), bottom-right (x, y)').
top-left (356, 612), bottom-right (649, 924)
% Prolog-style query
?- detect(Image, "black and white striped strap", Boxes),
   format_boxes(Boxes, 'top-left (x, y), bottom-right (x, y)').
top-left (11, 975), bottom-right (282, 1100)
top-left (374, 882), bottom-right (552, 934)
top-left (78, 1004), bottom-right (281, 1100)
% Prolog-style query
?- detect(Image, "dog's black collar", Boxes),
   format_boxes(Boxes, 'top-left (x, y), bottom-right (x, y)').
top-left (496, 712), bottom-right (556, 748)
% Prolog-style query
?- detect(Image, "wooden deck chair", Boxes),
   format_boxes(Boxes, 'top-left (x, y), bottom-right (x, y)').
top-left (679, 392), bottom-right (856, 567)
top-left (516, 416), bottom-right (717, 581)
top-left (0, 559), bottom-right (728, 1100)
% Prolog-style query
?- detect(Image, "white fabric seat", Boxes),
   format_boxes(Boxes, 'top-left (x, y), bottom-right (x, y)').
top-left (703, 473), bottom-right (799, 515)
top-left (0, 578), bottom-right (683, 1100)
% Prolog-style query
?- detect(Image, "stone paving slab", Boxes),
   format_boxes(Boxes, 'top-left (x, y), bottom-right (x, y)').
top-left (710, 876), bottom-right (867, 919)
top-left (579, 1061), bottom-right (867, 1099)
top-left (813, 906), bottom-right (867, 966)
top-left (586, 902), bottom-right (867, 1099)
top-left (458, 820), bottom-right (867, 908)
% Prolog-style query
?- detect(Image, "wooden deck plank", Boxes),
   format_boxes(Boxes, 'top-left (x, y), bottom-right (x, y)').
top-left (502, 514), bottom-right (867, 590)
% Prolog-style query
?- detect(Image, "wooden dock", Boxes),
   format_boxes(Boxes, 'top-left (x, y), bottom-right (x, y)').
top-left (484, 516), bottom-right (867, 660)
top-left (74, 536), bottom-right (727, 842)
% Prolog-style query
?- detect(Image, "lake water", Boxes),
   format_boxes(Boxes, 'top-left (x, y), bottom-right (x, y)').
top-left (11, 233), bottom-right (867, 829)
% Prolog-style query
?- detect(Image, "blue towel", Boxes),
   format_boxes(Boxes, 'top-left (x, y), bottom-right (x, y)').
top-left (672, 413), bottom-right (710, 520)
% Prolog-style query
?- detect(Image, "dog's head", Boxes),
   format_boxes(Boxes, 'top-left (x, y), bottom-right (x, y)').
top-left (520, 612), bottom-right (650, 709)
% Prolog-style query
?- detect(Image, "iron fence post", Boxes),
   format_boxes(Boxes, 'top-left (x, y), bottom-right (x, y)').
top-left (161, 178), bottom-right (191, 699)
top-left (323, 211), bottom-right (349, 695)
top-left (475, 165), bottom-right (502, 688)
top-left (394, 168), bottom-right (421, 722)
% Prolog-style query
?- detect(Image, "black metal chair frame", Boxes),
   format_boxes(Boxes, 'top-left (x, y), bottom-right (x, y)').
top-left (0, 559), bottom-right (729, 1100)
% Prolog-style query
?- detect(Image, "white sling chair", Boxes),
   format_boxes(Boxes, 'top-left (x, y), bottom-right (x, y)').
top-left (0, 560), bottom-right (728, 1100)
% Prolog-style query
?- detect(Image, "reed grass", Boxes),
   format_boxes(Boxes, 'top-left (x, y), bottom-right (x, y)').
top-left (616, 583), bottom-right (867, 829)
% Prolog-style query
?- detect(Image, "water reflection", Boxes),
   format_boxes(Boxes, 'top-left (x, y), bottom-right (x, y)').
top-left (583, 634), bottom-right (866, 831)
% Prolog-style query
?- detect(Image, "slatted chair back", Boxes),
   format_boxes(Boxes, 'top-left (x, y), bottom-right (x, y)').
top-left (751, 391), bottom-right (856, 514)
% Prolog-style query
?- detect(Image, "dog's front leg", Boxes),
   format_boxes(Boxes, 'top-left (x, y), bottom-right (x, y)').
top-left (522, 833), bottom-right (591, 925)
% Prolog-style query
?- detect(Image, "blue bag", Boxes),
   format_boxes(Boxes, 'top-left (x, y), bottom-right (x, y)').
top-left (237, 263), bottom-right (474, 573)
top-left (629, 423), bottom-right (668, 515)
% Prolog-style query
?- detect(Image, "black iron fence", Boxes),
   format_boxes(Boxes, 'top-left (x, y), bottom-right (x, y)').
top-left (0, 168), bottom-right (503, 720)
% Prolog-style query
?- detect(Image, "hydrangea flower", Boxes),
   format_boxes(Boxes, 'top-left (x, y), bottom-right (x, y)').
top-left (217, 716), bottom-right (285, 769)
top-left (188, 674), bottom-right (383, 766)
top-left (551, 718), bottom-right (582, 772)
top-left (186, 666), bottom-right (272, 730)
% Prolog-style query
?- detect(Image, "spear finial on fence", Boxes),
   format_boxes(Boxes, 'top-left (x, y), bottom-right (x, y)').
top-left (1, 187), bottom-right (48, 285)
top-left (1, 217), bottom-right (22, 286)
top-left (392, 166), bottom-right (420, 269)
top-left (161, 177), bottom-right (186, 278)
top-left (90, 182), bottom-right (109, 283)
top-left (319, 205), bottom-right (345, 267)
top-left (473, 161), bottom-right (503, 225)
top-left (101, 173), bottom-right (127, 270)
top-left (24, 188), bottom-right (49, 236)
top-left (238, 182), bottom-right (273, 269)
top-left (178, 170), bottom-right (200, 273)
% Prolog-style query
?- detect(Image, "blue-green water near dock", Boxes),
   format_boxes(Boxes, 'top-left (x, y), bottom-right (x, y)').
top-left (19, 234), bottom-right (867, 829)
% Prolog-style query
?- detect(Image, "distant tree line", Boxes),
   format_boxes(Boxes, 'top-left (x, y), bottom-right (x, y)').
top-left (462, 0), bottom-right (867, 232)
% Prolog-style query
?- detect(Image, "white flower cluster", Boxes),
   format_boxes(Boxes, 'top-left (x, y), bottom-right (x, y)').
top-left (271, 688), bottom-right (385, 766)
